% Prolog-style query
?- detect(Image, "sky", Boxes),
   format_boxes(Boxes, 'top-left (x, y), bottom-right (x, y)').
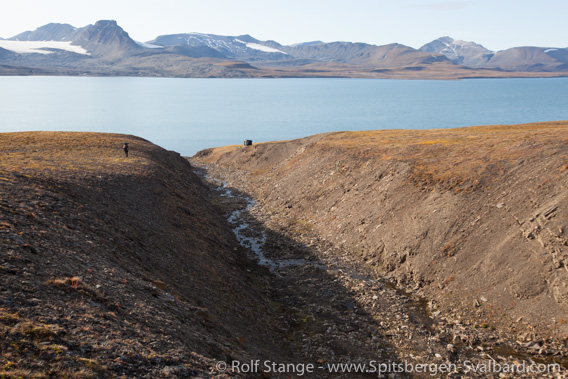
top-left (0, 0), bottom-right (566, 51)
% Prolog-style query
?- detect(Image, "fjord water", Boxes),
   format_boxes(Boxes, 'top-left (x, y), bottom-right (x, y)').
top-left (1, 76), bottom-right (567, 156)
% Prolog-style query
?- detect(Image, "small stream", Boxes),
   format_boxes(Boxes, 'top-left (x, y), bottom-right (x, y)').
top-left (204, 174), bottom-right (389, 283)
top-left (206, 174), bottom-right (432, 306)
top-left (212, 178), bottom-right (327, 273)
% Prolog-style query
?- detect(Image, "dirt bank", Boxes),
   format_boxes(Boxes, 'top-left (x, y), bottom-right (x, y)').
top-left (192, 122), bottom-right (568, 359)
top-left (0, 132), bottom-right (295, 377)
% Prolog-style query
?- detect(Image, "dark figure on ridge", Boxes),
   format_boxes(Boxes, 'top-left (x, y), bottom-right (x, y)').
top-left (123, 142), bottom-right (129, 157)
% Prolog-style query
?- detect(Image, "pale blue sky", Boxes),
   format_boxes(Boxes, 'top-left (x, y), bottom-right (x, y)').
top-left (1, 0), bottom-right (566, 51)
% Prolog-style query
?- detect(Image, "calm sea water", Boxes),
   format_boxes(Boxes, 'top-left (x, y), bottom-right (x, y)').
top-left (1, 76), bottom-right (567, 156)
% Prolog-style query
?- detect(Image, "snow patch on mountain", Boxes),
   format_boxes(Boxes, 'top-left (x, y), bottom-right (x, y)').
top-left (136, 41), bottom-right (163, 49)
top-left (0, 40), bottom-right (89, 55)
top-left (245, 42), bottom-right (287, 54)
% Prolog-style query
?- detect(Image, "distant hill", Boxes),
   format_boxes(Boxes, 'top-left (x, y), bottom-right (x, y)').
top-left (9, 21), bottom-right (142, 58)
top-left (0, 21), bottom-right (567, 78)
top-left (420, 36), bottom-right (568, 72)
top-left (149, 34), bottom-right (450, 68)
top-left (9, 23), bottom-right (77, 41)
top-left (419, 36), bottom-right (493, 66)
top-left (285, 41), bottom-right (449, 67)
top-left (150, 33), bottom-right (291, 61)
top-left (486, 46), bottom-right (568, 72)
top-left (71, 20), bottom-right (141, 58)
top-left (290, 41), bottom-right (324, 47)
top-left (0, 46), bottom-right (16, 59)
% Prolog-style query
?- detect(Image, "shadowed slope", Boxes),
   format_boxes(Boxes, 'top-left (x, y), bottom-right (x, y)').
top-left (0, 132), bottom-right (289, 377)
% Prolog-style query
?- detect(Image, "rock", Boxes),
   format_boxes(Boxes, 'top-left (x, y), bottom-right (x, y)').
top-left (152, 280), bottom-right (167, 290)
top-left (22, 244), bottom-right (38, 254)
top-left (543, 206), bottom-right (558, 219)
top-left (195, 308), bottom-right (217, 324)
top-left (162, 365), bottom-right (189, 376)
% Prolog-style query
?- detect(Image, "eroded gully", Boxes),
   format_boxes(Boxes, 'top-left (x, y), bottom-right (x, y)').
top-left (194, 168), bottom-right (564, 378)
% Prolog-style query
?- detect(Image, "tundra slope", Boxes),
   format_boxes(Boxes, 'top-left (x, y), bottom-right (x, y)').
top-left (193, 122), bottom-right (568, 353)
top-left (0, 132), bottom-right (295, 378)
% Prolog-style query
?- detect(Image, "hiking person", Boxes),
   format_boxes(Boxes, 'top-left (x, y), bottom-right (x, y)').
top-left (122, 142), bottom-right (129, 157)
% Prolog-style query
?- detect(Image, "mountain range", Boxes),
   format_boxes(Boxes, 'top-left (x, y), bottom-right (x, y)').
top-left (420, 36), bottom-right (568, 72)
top-left (0, 20), bottom-right (566, 78)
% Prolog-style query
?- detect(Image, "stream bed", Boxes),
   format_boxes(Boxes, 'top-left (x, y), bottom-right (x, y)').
top-left (192, 166), bottom-right (568, 377)
top-left (214, 179), bottom-right (329, 273)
